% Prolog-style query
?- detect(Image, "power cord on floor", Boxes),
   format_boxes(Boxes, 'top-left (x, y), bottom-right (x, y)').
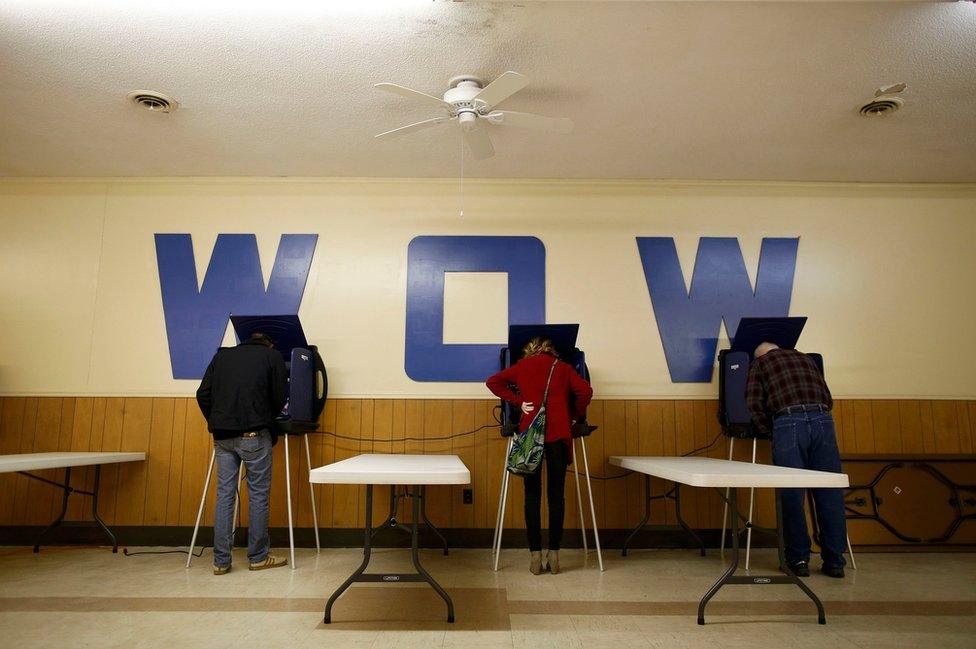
top-left (123, 546), bottom-right (210, 557)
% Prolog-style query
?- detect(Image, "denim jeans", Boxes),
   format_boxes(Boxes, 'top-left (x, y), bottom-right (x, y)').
top-left (771, 409), bottom-right (848, 568)
top-left (213, 430), bottom-right (273, 567)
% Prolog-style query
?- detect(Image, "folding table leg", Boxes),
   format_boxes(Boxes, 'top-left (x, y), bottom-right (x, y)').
top-left (324, 484), bottom-right (373, 624)
top-left (578, 436), bottom-right (604, 571)
top-left (284, 434), bottom-right (296, 570)
top-left (90, 466), bottom-right (118, 552)
top-left (186, 449), bottom-right (216, 568)
top-left (411, 486), bottom-right (455, 623)
top-left (420, 485), bottom-right (449, 556)
top-left (621, 473), bottom-right (650, 557)
top-left (302, 434), bottom-right (321, 553)
top-left (32, 467), bottom-right (72, 553)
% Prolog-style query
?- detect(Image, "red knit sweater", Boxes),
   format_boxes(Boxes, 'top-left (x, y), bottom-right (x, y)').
top-left (486, 352), bottom-right (593, 450)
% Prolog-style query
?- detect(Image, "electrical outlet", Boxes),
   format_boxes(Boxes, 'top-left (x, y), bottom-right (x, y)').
top-left (462, 488), bottom-right (473, 504)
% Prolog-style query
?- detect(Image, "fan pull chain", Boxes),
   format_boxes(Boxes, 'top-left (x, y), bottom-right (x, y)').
top-left (459, 130), bottom-right (464, 218)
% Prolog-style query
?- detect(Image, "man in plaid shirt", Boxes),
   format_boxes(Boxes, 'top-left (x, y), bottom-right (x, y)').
top-left (746, 342), bottom-right (848, 578)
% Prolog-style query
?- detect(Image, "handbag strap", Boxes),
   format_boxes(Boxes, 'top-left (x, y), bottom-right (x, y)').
top-left (540, 358), bottom-right (559, 408)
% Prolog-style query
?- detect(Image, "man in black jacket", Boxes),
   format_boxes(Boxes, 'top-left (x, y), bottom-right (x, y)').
top-left (197, 332), bottom-right (288, 574)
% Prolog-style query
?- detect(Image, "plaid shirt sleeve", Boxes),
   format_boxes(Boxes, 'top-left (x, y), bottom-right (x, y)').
top-left (745, 361), bottom-right (771, 436)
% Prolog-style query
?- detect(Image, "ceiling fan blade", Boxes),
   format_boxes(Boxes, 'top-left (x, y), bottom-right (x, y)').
top-left (464, 128), bottom-right (495, 160)
top-left (472, 71), bottom-right (529, 110)
top-left (486, 110), bottom-right (574, 134)
top-left (374, 116), bottom-right (452, 139)
top-left (375, 83), bottom-right (454, 112)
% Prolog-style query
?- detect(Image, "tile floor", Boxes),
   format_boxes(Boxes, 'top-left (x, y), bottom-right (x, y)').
top-left (0, 546), bottom-right (972, 648)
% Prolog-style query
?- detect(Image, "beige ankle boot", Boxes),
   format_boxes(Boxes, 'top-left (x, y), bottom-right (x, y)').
top-left (530, 551), bottom-right (543, 575)
top-left (546, 550), bottom-right (560, 575)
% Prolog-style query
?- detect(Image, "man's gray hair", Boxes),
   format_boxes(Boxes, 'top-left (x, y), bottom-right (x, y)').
top-left (754, 341), bottom-right (780, 359)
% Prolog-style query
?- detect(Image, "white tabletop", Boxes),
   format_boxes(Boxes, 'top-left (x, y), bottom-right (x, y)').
top-left (309, 454), bottom-right (471, 485)
top-left (610, 456), bottom-right (849, 488)
top-left (0, 452), bottom-right (146, 474)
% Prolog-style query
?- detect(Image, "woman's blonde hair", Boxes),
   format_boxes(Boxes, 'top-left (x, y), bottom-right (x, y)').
top-left (522, 336), bottom-right (557, 359)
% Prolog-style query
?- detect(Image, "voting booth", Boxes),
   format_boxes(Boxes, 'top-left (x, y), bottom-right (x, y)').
top-left (187, 315), bottom-right (328, 570)
top-left (716, 317), bottom-right (854, 569)
top-left (491, 324), bottom-right (604, 571)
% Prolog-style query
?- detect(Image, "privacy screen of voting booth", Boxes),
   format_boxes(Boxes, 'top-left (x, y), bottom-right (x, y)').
top-left (497, 323), bottom-right (596, 438)
top-left (229, 315), bottom-right (328, 432)
top-left (717, 316), bottom-right (823, 439)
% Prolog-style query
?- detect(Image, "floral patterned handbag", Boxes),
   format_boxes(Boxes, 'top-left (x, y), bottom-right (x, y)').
top-left (506, 359), bottom-right (558, 475)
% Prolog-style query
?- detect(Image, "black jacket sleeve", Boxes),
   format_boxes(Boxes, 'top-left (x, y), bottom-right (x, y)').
top-left (196, 358), bottom-right (215, 419)
top-left (269, 350), bottom-right (288, 415)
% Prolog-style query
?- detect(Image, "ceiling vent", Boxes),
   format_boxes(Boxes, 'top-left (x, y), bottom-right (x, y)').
top-left (127, 91), bottom-right (177, 113)
top-left (859, 83), bottom-right (907, 117)
top-left (859, 96), bottom-right (903, 117)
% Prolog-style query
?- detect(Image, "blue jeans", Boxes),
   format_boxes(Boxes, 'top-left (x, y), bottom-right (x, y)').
top-left (213, 430), bottom-right (273, 567)
top-left (771, 409), bottom-right (848, 568)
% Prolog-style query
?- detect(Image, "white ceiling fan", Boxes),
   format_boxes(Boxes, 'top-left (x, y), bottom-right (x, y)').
top-left (374, 71), bottom-right (573, 160)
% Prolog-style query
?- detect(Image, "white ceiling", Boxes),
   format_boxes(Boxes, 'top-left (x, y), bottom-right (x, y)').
top-left (1, 1), bottom-right (974, 181)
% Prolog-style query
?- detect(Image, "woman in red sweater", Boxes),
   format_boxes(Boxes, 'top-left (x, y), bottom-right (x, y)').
top-left (486, 337), bottom-right (593, 575)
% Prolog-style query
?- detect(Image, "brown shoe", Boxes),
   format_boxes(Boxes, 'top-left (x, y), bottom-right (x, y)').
top-left (213, 564), bottom-right (231, 575)
top-left (249, 553), bottom-right (287, 571)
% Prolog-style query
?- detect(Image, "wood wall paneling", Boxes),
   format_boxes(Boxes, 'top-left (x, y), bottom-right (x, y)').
top-left (0, 397), bottom-right (973, 547)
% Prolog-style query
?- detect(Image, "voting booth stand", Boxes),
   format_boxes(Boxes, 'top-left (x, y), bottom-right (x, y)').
top-left (717, 316), bottom-right (855, 570)
top-left (490, 324), bottom-right (604, 572)
top-left (187, 315), bottom-right (328, 570)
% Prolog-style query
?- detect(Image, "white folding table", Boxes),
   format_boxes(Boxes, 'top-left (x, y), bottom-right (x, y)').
top-left (0, 451), bottom-right (146, 553)
top-left (310, 453), bottom-right (471, 624)
top-left (610, 456), bottom-right (849, 625)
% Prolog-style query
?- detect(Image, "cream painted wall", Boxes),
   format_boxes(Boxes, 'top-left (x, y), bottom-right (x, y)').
top-left (0, 179), bottom-right (974, 399)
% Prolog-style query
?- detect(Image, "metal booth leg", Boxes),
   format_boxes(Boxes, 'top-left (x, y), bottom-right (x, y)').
top-left (744, 438), bottom-right (758, 570)
top-left (572, 440), bottom-right (589, 556)
top-left (492, 437), bottom-right (513, 571)
top-left (847, 534), bottom-right (857, 569)
top-left (302, 434), bottom-right (321, 553)
top-left (284, 433), bottom-right (296, 569)
top-left (186, 449), bottom-right (216, 568)
top-left (578, 436), bottom-right (604, 571)
top-left (720, 437), bottom-right (735, 560)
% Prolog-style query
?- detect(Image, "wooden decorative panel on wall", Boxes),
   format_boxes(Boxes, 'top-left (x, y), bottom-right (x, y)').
top-left (0, 396), bottom-right (974, 545)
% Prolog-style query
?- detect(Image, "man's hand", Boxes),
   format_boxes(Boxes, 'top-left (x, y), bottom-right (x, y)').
top-left (521, 402), bottom-right (535, 415)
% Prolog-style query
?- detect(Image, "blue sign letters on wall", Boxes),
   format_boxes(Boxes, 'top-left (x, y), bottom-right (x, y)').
top-left (405, 236), bottom-right (545, 382)
top-left (155, 233), bottom-right (318, 379)
top-left (636, 237), bottom-right (799, 382)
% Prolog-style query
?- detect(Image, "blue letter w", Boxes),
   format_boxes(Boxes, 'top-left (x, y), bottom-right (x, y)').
top-left (636, 237), bottom-right (798, 382)
top-left (155, 233), bottom-right (318, 379)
